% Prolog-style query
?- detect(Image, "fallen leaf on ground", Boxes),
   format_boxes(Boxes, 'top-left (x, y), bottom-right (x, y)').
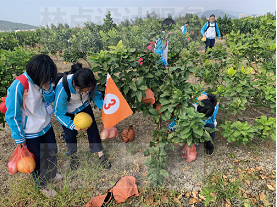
top-left (251, 198), bottom-right (257, 204)
top-left (192, 191), bottom-right (198, 198)
top-left (259, 192), bottom-right (266, 201)
top-left (185, 192), bottom-right (191, 197)
top-left (183, 168), bottom-right (187, 171)
top-left (189, 198), bottom-right (200, 204)
top-left (260, 174), bottom-right (266, 179)
top-left (225, 199), bottom-right (231, 205)
top-left (146, 195), bottom-right (154, 205)
top-left (199, 195), bottom-right (206, 200)
top-left (177, 193), bottom-right (184, 200)
top-left (230, 178), bottom-right (236, 182)
top-left (267, 185), bottom-right (275, 191)
top-left (244, 180), bottom-right (251, 186)
top-left (174, 197), bottom-right (181, 204)
top-left (271, 182), bottom-right (276, 189)
top-left (133, 163), bottom-right (140, 172)
top-left (256, 167), bottom-right (261, 170)
top-left (161, 195), bottom-right (168, 203)
top-left (196, 181), bottom-right (202, 186)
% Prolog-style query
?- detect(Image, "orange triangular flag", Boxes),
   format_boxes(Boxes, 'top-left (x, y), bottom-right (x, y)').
top-left (102, 73), bottom-right (133, 129)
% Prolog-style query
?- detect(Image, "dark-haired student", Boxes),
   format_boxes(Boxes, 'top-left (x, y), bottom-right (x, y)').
top-left (181, 21), bottom-right (190, 50)
top-left (5, 54), bottom-right (60, 197)
top-left (193, 92), bottom-right (219, 155)
top-left (54, 63), bottom-right (111, 170)
top-left (168, 92), bottom-right (219, 155)
top-left (201, 14), bottom-right (221, 54)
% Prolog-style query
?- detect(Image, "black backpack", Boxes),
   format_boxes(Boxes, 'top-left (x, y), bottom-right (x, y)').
top-left (205, 21), bottom-right (218, 32)
top-left (53, 72), bottom-right (72, 102)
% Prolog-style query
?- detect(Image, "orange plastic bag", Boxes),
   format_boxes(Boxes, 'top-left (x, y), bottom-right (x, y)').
top-left (181, 143), bottom-right (197, 162)
top-left (110, 176), bottom-right (139, 204)
top-left (121, 126), bottom-right (135, 143)
top-left (100, 124), bottom-right (118, 140)
top-left (8, 145), bottom-right (36, 175)
top-left (141, 87), bottom-right (155, 105)
top-left (86, 176), bottom-right (139, 207)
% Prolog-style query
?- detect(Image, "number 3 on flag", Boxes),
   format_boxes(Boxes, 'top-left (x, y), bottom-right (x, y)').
top-left (103, 94), bottom-right (120, 114)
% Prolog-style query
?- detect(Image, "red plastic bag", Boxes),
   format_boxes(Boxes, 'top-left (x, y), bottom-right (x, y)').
top-left (100, 124), bottom-right (118, 140)
top-left (8, 145), bottom-right (36, 175)
top-left (181, 143), bottom-right (197, 162)
top-left (8, 146), bottom-right (19, 175)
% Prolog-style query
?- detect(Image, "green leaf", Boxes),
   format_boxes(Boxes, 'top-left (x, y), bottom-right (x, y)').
top-left (160, 169), bottom-right (169, 177)
top-left (123, 84), bottom-right (129, 95)
top-left (110, 181), bottom-right (116, 186)
top-left (129, 81), bottom-right (137, 91)
top-left (143, 109), bottom-right (148, 117)
top-left (145, 73), bottom-right (154, 78)
top-left (136, 91), bottom-right (142, 102)
top-left (136, 77), bottom-right (144, 86)
top-left (129, 48), bottom-right (136, 52)
top-left (169, 143), bottom-right (174, 151)
top-left (165, 111), bottom-right (171, 120)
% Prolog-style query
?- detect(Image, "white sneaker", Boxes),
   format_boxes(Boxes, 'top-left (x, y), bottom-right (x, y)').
top-left (40, 185), bottom-right (57, 198)
top-left (50, 173), bottom-right (63, 182)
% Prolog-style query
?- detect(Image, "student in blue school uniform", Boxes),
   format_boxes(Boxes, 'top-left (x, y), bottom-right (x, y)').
top-left (154, 18), bottom-right (176, 69)
top-left (181, 21), bottom-right (190, 50)
top-left (168, 92), bottom-right (219, 155)
top-left (193, 92), bottom-right (219, 155)
top-left (54, 63), bottom-right (111, 171)
top-left (5, 54), bottom-right (60, 197)
top-left (201, 14), bottom-right (221, 54)
top-left (181, 22), bottom-right (189, 35)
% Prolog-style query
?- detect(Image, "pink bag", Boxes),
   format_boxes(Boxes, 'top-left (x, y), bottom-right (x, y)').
top-left (181, 143), bottom-right (197, 162)
top-left (100, 124), bottom-right (118, 140)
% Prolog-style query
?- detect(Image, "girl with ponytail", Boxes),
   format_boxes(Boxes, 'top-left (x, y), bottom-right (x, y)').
top-left (54, 63), bottom-right (111, 170)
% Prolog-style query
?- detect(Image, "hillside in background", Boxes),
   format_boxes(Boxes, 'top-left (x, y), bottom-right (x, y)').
top-left (0, 20), bottom-right (37, 31)
top-left (197, 9), bottom-right (238, 19)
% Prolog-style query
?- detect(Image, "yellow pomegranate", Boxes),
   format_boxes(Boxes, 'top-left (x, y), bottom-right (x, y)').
top-left (73, 112), bottom-right (93, 129)
top-left (201, 37), bottom-right (206, 42)
top-left (17, 157), bottom-right (36, 174)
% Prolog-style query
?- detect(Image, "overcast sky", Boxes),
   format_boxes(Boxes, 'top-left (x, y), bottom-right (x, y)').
top-left (0, 0), bottom-right (276, 27)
